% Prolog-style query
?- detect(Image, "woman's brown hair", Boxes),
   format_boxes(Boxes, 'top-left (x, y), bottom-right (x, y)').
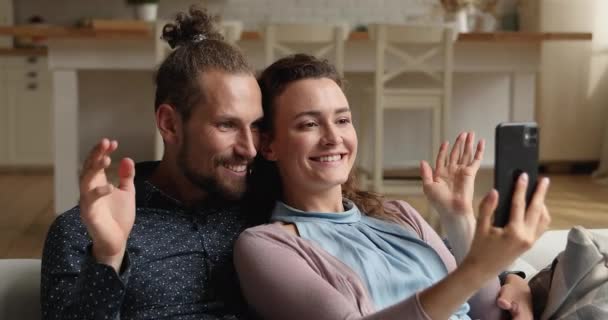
top-left (249, 54), bottom-right (400, 223)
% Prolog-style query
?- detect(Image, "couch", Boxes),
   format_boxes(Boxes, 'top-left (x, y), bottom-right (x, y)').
top-left (1, 229), bottom-right (607, 320)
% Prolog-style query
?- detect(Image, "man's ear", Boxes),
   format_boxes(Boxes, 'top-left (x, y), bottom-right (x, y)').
top-left (156, 104), bottom-right (181, 145)
top-left (260, 133), bottom-right (278, 161)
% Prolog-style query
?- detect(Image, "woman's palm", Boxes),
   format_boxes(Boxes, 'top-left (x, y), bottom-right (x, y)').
top-left (421, 132), bottom-right (484, 216)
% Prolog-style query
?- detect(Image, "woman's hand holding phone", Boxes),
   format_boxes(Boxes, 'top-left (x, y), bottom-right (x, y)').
top-left (461, 174), bottom-right (552, 281)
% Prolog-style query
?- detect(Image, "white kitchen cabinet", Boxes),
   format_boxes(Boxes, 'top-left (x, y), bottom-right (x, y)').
top-left (0, 56), bottom-right (53, 166)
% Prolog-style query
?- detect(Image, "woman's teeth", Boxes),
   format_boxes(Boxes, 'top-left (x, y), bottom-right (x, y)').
top-left (316, 155), bottom-right (342, 162)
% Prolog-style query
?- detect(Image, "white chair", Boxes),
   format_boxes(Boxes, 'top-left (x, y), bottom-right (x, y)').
top-left (0, 259), bottom-right (41, 320)
top-left (359, 24), bottom-right (455, 194)
top-left (262, 23), bottom-right (348, 76)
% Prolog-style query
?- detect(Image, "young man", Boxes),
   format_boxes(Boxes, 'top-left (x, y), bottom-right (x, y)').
top-left (41, 8), bottom-right (262, 319)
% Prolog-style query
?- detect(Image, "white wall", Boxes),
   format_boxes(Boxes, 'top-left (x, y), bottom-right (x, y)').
top-left (78, 71), bottom-right (156, 163)
top-left (14, 0), bottom-right (444, 28)
top-left (588, 0), bottom-right (608, 177)
top-left (530, 0), bottom-right (601, 161)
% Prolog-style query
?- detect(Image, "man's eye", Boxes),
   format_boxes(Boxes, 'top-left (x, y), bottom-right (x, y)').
top-left (218, 122), bottom-right (235, 129)
top-left (251, 122), bottom-right (261, 131)
top-left (337, 118), bottom-right (351, 125)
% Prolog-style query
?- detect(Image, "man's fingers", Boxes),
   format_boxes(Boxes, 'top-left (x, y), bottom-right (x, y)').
top-left (81, 184), bottom-right (114, 209)
top-left (92, 184), bottom-right (113, 198)
top-left (80, 155), bottom-right (112, 192)
top-left (118, 158), bottom-right (136, 191)
top-left (80, 139), bottom-right (119, 192)
top-left (108, 140), bottom-right (118, 153)
top-left (83, 139), bottom-right (109, 172)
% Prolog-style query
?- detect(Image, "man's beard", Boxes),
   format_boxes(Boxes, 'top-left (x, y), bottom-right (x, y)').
top-left (177, 141), bottom-right (248, 201)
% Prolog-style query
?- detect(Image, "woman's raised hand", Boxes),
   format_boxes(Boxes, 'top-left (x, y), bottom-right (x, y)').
top-left (421, 132), bottom-right (484, 217)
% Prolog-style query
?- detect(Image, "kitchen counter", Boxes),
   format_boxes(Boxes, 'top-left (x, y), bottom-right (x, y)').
top-left (241, 30), bottom-right (593, 42)
top-left (0, 47), bottom-right (47, 56)
top-left (0, 25), bottom-right (152, 38)
top-left (0, 25), bottom-right (593, 42)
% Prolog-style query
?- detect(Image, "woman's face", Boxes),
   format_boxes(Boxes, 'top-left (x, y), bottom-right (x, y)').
top-left (263, 77), bottom-right (357, 193)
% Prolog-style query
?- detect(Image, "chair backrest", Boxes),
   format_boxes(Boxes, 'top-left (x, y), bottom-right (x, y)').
top-left (369, 24), bottom-right (455, 90)
top-left (0, 259), bottom-right (41, 320)
top-left (263, 23), bottom-right (348, 76)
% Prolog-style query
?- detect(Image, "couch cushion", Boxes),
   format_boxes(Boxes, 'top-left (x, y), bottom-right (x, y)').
top-left (0, 259), bottom-right (41, 320)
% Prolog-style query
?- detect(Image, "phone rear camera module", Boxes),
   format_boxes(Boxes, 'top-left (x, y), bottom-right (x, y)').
top-left (523, 126), bottom-right (538, 147)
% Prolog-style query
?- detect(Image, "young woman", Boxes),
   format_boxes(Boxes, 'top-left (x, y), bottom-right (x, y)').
top-left (235, 54), bottom-right (551, 320)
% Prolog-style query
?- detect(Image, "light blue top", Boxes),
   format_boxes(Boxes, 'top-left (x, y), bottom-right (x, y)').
top-left (270, 199), bottom-right (471, 319)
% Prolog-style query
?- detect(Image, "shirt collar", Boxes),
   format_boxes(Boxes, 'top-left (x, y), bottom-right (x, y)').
top-left (270, 198), bottom-right (361, 224)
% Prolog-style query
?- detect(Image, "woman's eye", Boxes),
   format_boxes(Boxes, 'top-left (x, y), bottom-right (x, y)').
top-left (300, 121), bottom-right (318, 129)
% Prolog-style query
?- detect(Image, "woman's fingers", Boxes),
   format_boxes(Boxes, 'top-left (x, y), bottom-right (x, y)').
top-left (461, 131), bottom-right (475, 165)
top-left (449, 132), bottom-right (465, 165)
top-left (526, 177), bottom-right (551, 232)
top-left (477, 189), bottom-right (499, 233)
top-left (420, 160), bottom-right (435, 186)
top-left (508, 173), bottom-right (529, 227)
top-left (435, 141), bottom-right (449, 172)
top-left (472, 138), bottom-right (485, 163)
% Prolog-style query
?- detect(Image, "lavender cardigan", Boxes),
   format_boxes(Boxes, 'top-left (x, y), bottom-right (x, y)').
top-left (234, 200), bottom-right (502, 320)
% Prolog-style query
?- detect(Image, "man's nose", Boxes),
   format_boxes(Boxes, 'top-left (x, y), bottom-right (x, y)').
top-left (235, 129), bottom-right (257, 159)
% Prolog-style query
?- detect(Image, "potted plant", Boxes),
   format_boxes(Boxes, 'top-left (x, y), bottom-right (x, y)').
top-left (127, 0), bottom-right (159, 22)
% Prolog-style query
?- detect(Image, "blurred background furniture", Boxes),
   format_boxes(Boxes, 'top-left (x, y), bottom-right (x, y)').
top-left (262, 23), bottom-right (348, 76)
top-left (510, 228), bottom-right (608, 277)
top-left (0, 258), bottom-right (41, 320)
top-left (358, 24), bottom-right (454, 194)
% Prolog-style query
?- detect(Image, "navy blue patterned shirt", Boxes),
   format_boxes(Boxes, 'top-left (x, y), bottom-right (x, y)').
top-left (41, 162), bottom-right (253, 319)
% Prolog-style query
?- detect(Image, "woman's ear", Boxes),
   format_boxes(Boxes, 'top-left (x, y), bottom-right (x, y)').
top-left (260, 133), bottom-right (278, 161)
top-left (156, 104), bottom-right (181, 145)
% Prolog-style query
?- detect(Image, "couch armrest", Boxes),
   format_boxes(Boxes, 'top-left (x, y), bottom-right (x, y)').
top-left (508, 228), bottom-right (608, 277)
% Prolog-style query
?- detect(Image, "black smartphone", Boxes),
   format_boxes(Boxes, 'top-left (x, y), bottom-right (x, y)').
top-left (493, 122), bottom-right (539, 227)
